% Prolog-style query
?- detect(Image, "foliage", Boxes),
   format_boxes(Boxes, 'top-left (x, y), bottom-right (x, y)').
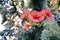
top-left (18, 0), bottom-right (60, 40)
top-left (18, 26), bottom-right (44, 40)
top-left (41, 19), bottom-right (60, 40)
top-left (0, 0), bottom-right (3, 4)
top-left (29, 0), bottom-right (47, 11)
top-left (0, 0), bottom-right (60, 40)
top-left (21, 0), bottom-right (24, 8)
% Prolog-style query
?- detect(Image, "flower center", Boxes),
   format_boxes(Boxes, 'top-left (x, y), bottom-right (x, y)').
top-left (32, 13), bottom-right (41, 19)
top-left (46, 13), bottom-right (51, 17)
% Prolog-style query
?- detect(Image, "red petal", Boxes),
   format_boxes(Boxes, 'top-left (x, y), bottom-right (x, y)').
top-left (42, 9), bottom-right (54, 20)
top-left (31, 10), bottom-right (42, 19)
top-left (23, 9), bottom-right (27, 14)
top-left (24, 22), bottom-right (32, 30)
top-left (39, 15), bottom-right (45, 22)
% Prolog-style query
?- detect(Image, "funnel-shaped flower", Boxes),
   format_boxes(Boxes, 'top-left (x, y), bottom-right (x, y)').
top-left (24, 22), bottom-right (32, 30)
top-left (42, 9), bottom-right (54, 20)
top-left (28, 10), bottom-right (45, 22)
top-left (21, 9), bottom-right (30, 19)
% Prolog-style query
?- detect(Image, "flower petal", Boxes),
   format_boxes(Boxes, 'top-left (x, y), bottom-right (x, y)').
top-left (47, 15), bottom-right (54, 20)
top-left (42, 9), bottom-right (54, 20)
top-left (23, 9), bottom-right (27, 14)
top-left (21, 9), bottom-right (28, 19)
top-left (24, 22), bottom-right (32, 30)
top-left (28, 10), bottom-right (45, 22)
top-left (28, 14), bottom-right (44, 22)
top-left (39, 15), bottom-right (45, 22)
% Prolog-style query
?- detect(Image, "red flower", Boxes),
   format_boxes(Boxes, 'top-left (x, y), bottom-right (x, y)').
top-left (21, 9), bottom-right (54, 22)
top-left (21, 9), bottom-right (30, 19)
top-left (42, 9), bottom-right (54, 20)
top-left (28, 10), bottom-right (45, 22)
top-left (24, 22), bottom-right (32, 30)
